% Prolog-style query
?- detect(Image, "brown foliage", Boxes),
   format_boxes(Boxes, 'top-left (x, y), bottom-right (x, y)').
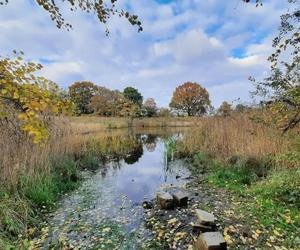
top-left (170, 82), bottom-right (211, 116)
top-left (90, 87), bottom-right (123, 116)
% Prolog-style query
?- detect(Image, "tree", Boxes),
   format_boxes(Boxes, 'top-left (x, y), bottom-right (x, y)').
top-left (252, 0), bottom-right (300, 132)
top-left (143, 98), bottom-right (158, 117)
top-left (169, 82), bottom-right (211, 116)
top-left (217, 101), bottom-right (232, 117)
top-left (0, 52), bottom-right (72, 143)
top-left (0, 0), bottom-right (142, 33)
top-left (69, 81), bottom-right (98, 115)
top-left (118, 99), bottom-right (141, 118)
top-left (123, 87), bottom-right (143, 107)
top-left (90, 87), bottom-right (123, 116)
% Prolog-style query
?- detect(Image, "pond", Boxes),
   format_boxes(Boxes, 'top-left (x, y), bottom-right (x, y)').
top-left (32, 128), bottom-right (191, 249)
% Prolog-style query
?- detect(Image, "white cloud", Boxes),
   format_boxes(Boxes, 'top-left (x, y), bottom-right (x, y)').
top-left (0, 0), bottom-right (290, 107)
top-left (40, 61), bottom-right (85, 85)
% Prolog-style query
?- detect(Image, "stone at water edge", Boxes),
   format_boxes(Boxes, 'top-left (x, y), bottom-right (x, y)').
top-left (191, 222), bottom-right (215, 233)
top-left (194, 232), bottom-right (227, 250)
top-left (172, 190), bottom-right (189, 207)
top-left (195, 209), bottom-right (216, 226)
top-left (157, 191), bottom-right (174, 209)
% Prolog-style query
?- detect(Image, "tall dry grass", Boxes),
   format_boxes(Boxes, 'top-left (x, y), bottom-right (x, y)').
top-left (179, 114), bottom-right (291, 159)
top-left (0, 117), bottom-right (73, 190)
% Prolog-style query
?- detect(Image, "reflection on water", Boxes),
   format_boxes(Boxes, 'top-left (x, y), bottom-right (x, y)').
top-left (108, 133), bottom-right (189, 202)
top-left (37, 128), bottom-right (191, 249)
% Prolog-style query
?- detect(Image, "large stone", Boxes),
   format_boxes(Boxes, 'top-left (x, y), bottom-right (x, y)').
top-left (195, 232), bottom-right (227, 250)
top-left (195, 209), bottom-right (216, 226)
top-left (172, 190), bottom-right (188, 206)
top-left (157, 191), bottom-right (174, 209)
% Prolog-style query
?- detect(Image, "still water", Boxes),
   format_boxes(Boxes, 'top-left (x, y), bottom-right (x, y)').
top-left (34, 129), bottom-right (190, 249)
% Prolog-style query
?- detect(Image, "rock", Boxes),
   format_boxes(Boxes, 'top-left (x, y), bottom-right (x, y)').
top-left (195, 209), bottom-right (216, 226)
top-left (157, 191), bottom-right (174, 209)
top-left (142, 201), bottom-right (153, 209)
top-left (172, 190), bottom-right (189, 206)
top-left (191, 222), bottom-right (215, 233)
top-left (195, 232), bottom-right (227, 250)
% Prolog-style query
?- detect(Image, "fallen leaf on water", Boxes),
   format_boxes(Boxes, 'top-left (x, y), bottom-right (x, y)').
top-left (102, 227), bottom-right (111, 233)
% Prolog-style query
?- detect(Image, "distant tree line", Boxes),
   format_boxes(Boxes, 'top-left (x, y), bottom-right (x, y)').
top-left (68, 80), bottom-right (256, 119)
top-left (68, 81), bottom-right (162, 118)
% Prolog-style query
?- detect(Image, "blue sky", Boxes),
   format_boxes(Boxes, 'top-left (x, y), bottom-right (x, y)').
top-left (0, 0), bottom-right (290, 107)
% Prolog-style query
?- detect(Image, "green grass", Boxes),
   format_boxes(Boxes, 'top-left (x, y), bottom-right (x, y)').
top-left (250, 168), bottom-right (300, 209)
top-left (208, 166), bottom-right (257, 192)
top-left (21, 157), bottom-right (79, 207)
top-left (0, 193), bottom-right (34, 250)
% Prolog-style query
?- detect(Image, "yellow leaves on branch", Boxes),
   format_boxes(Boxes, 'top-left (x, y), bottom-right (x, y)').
top-left (0, 52), bottom-right (73, 144)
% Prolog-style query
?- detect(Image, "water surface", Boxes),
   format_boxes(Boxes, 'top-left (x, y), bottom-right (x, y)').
top-left (34, 129), bottom-right (190, 249)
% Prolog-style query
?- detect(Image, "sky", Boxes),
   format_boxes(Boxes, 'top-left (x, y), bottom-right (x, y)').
top-left (0, 0), bottom-right (290, 107)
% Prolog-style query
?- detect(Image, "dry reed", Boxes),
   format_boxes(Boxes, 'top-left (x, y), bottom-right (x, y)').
top-left (179, 114), bottom-right (290, 159)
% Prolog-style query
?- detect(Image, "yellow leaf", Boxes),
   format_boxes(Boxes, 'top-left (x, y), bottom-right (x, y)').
top-left (13, 91), bottom-right (19, 99)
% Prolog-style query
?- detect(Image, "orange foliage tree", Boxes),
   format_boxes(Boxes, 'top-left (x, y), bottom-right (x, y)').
top-left (170, 82), bottom-right (211, 116)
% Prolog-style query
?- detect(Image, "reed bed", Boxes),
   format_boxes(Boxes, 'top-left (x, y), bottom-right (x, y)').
top-left (179, 114), bottom-right (291, 160)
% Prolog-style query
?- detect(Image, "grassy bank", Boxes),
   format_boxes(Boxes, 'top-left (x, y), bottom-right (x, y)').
top-left (173, 114), bottom-right (300, 248)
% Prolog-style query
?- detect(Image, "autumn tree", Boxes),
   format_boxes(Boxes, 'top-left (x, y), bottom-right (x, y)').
top-left (118, 99), bottom-right (141, 118)
top-left (252, 0), bottom-right (300, 131)
top-left (169, 82), bottom-right (211, 116)
top-left (123, 87), bottom-right (143, 107)
top-left (90, 87), bottom-right (124, 116)
top-left (0, 52), bottom-right (72, 143)
top-left (217, 101), bottom-right (232, 117)
top-left (143, 98), bottom-right (158, 117)
top-left (69, 81), bottom-right (98, 115)
top-left (0, 0), bottom-right (142, 34)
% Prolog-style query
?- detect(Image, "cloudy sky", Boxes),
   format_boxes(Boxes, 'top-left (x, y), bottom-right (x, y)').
top-left (0, 0), bottom-right (290, 107)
